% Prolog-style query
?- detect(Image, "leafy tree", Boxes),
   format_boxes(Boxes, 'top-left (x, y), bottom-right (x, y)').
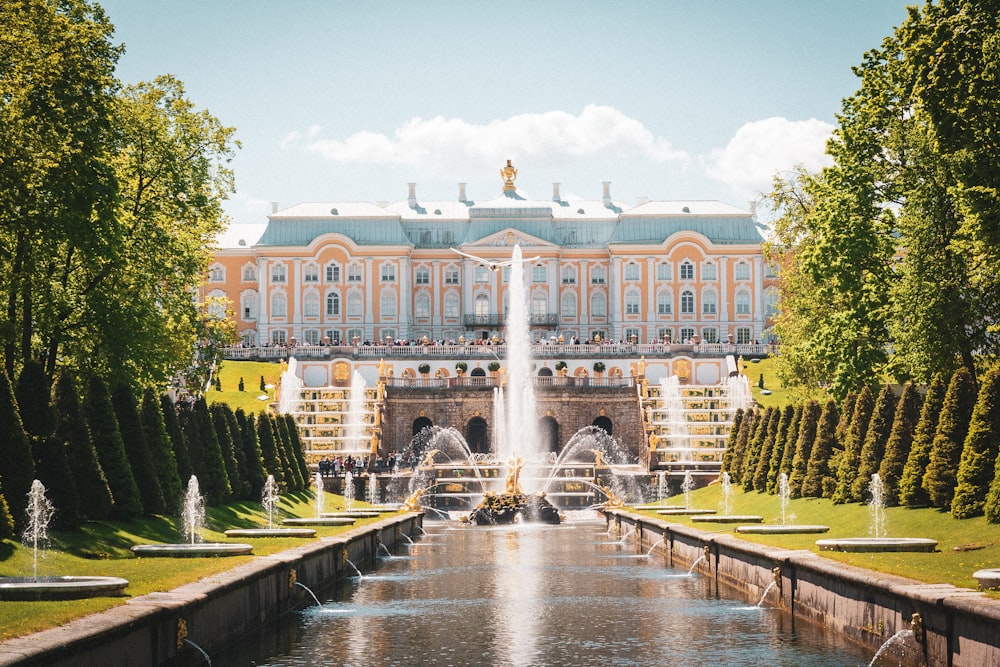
top-left (879, 384), bottom-right (922, 507)
top-left (140, 388), bottom-right (182, 512)
top-left (924, 368), bottom-right (977, 508)
top-left (833, 386), bottom-right (874, 503)
top-left (789, 401), bottom-right (820, 498)
top-left (900, 373), bottom-right (947, 507)
top-left (852, 385), bottom-right (897, 501)
top-left (16, 361), bottom-right (79, 528)
top-left (802, 400), bottom-right (839, 498)
top-left (112, 381), bottom-right (164, 515)
top-left (951, 369), bottom-right (1000, 519)
top-left (84, 376), bottom-right (142, 519)
top-left (53, 371), bottom-right (111, 520)
top-left (0, 365), bottom-right (35, 530)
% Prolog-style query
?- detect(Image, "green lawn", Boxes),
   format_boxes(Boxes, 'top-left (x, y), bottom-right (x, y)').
top-left (208, 360), bottom-right (283, 413)
top-left (634, 483), bottom-right (1000, 595)
top-left (0, 492), bottom-right (397, 641)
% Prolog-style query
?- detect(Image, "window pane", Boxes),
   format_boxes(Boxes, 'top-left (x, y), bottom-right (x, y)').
top-left (680, 262), bottom-right (693, 280)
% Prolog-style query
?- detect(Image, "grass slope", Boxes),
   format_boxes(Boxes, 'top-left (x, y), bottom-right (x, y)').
top-left (207, 360), bottom-right (283, 413)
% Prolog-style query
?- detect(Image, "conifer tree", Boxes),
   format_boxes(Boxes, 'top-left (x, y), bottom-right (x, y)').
top-left (833, 386), bottom-right (875, 503)
top-left (987, 453), bottom-right (1000, 523)
top-left (835, 392), bottom-right (857, 447)
top-left (256, 412), bottom-right (284, 486)
top-left (924, 368), bottom-right (977, 509)
top-left (0, 366), bottom-right (36, 531)
top-left (236, 408), bottom-right (266, 500)
top-left (0, 475), bottom-right (14, 539)
top-left (223, 407), bottom-right (250, 500)
top-left (274, 412), bottom-right (304, 491)
top-left (161, 395), bottom-right (192, 484)
top-left (141, 388), bottom-right (183, 511)
top-left (853, 385), bottom-right (897, 501)
top-left (284, 414), bottom-right (311, 485)
top-left (85, 376), bottom-right (142, 519)
top-left (779, 403), bottom-right (802, 479)
top-left (191, 398), bottom-right (231, 505)
top-left (753, 408), bottom-right (779, 492)
top-left (180, 400), bottom-right (206, 481)
top-left (112, 381), bottom-right (165, 515)
top-left (900, 373), bottom-right (947, 507)
top-left (789, 401), bottom-right (820, 498)
top-left (742, 407), bottom-right (773, 491)
top-left (728, 408), bottom-right (756, 484)
top-left (767, 405), bottom-right (795, 493)
top-left (210, 404), bottom-right (242, 500)
top-left (951, 369), bottom-right (1000, 519)
top-left (802, 399), bottom-right (839, 498)
top-left (879, 384), bottom-right (922, 507)
top-left (721, 408), bottom-right (744, 475)
top-left (17, 361), bottom-right (80, 528)
top-left (54, 371), bottom-right (112, 520)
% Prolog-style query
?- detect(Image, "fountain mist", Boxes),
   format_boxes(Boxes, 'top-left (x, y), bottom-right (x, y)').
top-left (24, 480), bottom-right (55, 580)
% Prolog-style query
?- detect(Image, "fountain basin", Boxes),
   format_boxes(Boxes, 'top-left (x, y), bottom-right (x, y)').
top-left (691, 515), bottom-right (764, 524)
top-left (131, 543), bottom-right (253, 557)
top-left (0, 576), bottom-right (129, 601)
top-left (815, 538), bottom-right (938, 553)
top-left (224, 528), bottom-right (317, 538)
top-left (973, 568), bottom-right (1000, 590)
top-left (321, 511), bottom-right (381, 519)
top-left (656, 508), bottom-right (717, 516)
top-left (736, 524), bottom-right (830, 534)
top-left (282, 517), bottom-right (355, 527)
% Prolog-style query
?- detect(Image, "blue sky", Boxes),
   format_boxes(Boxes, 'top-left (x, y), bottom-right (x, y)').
top-left (99, 0), bottom-right (913, 225)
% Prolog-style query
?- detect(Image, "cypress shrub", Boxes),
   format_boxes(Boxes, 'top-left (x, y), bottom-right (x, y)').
top-left (17, 361), bottom-right (80, 529)
top-left (767, 405), bottom-right (795, 494)
top-left (54, 372), bottom-right (112, 520)
top-left (256, 412), bottom-right (284, 486)
top-left (852, 385), bottom-right (897, 501)
top-left (191, 398), bottom-right (231, 505)
top-left (752, 407), bottom-right (779, 492)
top-left (833, 386), bottom-right (875, 504)
top-left (802, 399), bottom-right (839, 498)
top-left (210, 404), bottom-right (242, 500)
top-left (284, 415), bottom-right (311, 485)
top-left (742, 407), bottom-right (773, 491)
top-left (112, 381), bottom-right (165, 515)
top-left (141, 388), bottom-right (183, 512)
top-left (879, 384), bottom-right (922, 507)
top-left (274, 413), bottom-right (304, 491)
top-left (0, 475), bottom-right (14, 539)
top-left (987, 452), bottom-right (1000, 523)
top-left (0, 365), bottom-right (35, 531)
top-left (779, 403), bottom-right (803, 479)
top-left (223, 407), bottom-right (250, 500)
top-left (180, 401), bottom-right (206, 481)
top-left (161, 395), bottom-right (192, 484)
top-left (899, 373), bottom-right (947, 507)
top-left (951, 369), bottom-right (1000, 519)
top-left (835, 392), bottom-right (857, 446)
top-left (237, 408), bottom-right (266, 500)
top-left (789, 401), bottom-right (820, 498)
top-left (721, 408), bottom-right (744, 476)
top-left (85, 376), bottom-right (142, 519)
top-left (924, 368), bottom-right (977, 509)
top-left (728, 408), bottom-right (756, 484)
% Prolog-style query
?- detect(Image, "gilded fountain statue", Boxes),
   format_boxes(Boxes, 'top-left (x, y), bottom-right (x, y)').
top-left (467, 452), bottom-right (561, 525)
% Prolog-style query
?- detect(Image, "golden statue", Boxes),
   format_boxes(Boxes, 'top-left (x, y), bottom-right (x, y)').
top-left (378, 358), bottom-right (386, 378)
top-left (402, 487), bottom-right (426, 512)
top-left (420, 449), bottom-right (440, 468)
top-left (588, 449), bottom-right (607, 469)
top-left (500, 159), bottom-right (517, 191)
top-left (595, 480), bottom-right (625, 508)
top-left (505, 454), bottom-right (525, 495)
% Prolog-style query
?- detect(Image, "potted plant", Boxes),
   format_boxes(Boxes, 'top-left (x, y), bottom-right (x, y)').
top-left (455, 361), bottom-right (468, 376)
top-left (555, 361), bottom-right (568, 376)
top-left (593, 361), bottom-right (606, 376)
top-left (418, 363), bottom-right (431, 376)
top-left (488, 361), bottom-right (501, 376)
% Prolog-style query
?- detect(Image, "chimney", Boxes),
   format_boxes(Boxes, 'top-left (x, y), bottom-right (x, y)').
top-left (636, 196), bottom-right (648, 206)
top-left (749, 201), bottom-right (758, 217)
top-left (602, 181), bottom-right (612, 206)
top-left (407, 183), bottom-right (417, 208)
top-left (552, 182), bottom-right (562, 202)
top-left (270, 201), bottom-right (279, 214)
top-left (458, 182), bottom-right (468, 203)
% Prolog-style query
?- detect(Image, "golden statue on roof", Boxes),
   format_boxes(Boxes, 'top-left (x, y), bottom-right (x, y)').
top-left (500, 159), bottom-right (517, 191)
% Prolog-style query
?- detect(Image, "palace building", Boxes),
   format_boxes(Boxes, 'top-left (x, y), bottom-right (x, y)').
top-left (206, 164), bottom-right (776, 349)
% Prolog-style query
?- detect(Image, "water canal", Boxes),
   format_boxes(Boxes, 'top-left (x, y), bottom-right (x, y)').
top-left (215, 516), bottom-right (877, 666)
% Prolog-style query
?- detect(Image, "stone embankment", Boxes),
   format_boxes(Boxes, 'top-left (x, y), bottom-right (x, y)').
top-left (607, 509), bottom-right (1000, 667)
top-left (0, 513), bottom-right (422, 667)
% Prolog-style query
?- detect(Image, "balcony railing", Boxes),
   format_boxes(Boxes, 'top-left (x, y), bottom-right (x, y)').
top-left (462, 313), bottom-right (559, 327)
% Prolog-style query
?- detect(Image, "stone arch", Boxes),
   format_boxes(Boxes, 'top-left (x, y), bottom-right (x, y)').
top-left (470, 367), bottom-right (487, 377)
top-left (537, 366), bottom-right (553, 377)
top-left (466, 416), bottom-right (489, 454)
top-left (412, 416), bottom-right (432, 436)
top-left (592, 415), bottom-right (613, 436)
top-left (539, 415), bottom-right (559, 453)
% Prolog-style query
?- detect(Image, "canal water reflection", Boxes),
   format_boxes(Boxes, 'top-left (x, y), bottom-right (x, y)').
top-left (215, 517), bottom-right (874, 666)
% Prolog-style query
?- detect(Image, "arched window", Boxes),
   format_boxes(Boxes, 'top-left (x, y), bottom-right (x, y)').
top-left (241, 263), bottom-right (257, 282)
top-left (347, 292), bottom-right (363, 317)
top-left (625, 289), bottom-right (640, 315)
top-left (765, 288), bottom-right (779, 318)
top-left (240, 291), bottom-right (258, 320)
top-left (591, 266), bottom-right (606, 284)
top-left (326, 292), bottom-right (340, 317)
top-left (270, 263), bottom-right (286, 283)
top-left (702, 290), bottom-right (717, 315)
top-left (624, 262), bottom-right (640, 281)
top-left (444, 292), bottom-right (460, 318)
top-left (680, 261), bottom-right (694, 281)
top-left (208, 264), bottom-right (225, 282)
top-left (415, 292), bottom-right (431, 319)
top-left (736, 290), bottom-right (751, 315)
top-left (531, 293), bottom-right (547, 318)
top-left (657, 291), bottom-right (672, 315)
top-left (561, 266), bottom-right (576, 284)
top-left (303, 292), bottom-right (319, 317)
top-left (656, 262), bottom-right (671, 281)
top-left (561, 291), bottom-right (577, 318)
top-left (206, 290), bottom-right (227, 318)
top-left (680, 290), bottom-right (695, 314)
top-left (735, 262), bottom-right (750, 281)
top-left (303, 262), bottom-right (319, 283)
top-left (326, 262), bottom-right (341, 283)
top-left (475, 293), bottom-right (490, 317)
top-left (380, 291), bottom-right (397, 320)
top-left (270, 292), bottom-right (287, 318)
top-left (590, 292), bottom-right (606, 318)
top-left (702, 261), bottom-right (717, 281)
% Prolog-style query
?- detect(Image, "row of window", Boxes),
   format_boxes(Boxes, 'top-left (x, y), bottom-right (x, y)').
top-left (210, 258), bottom-right (762, 286)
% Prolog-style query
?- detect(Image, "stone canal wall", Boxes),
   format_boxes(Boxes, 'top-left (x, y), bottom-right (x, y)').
top-left (0, 513), bottom-right (423, 667)
top-left (606, 509), bottom-right (1000, 667)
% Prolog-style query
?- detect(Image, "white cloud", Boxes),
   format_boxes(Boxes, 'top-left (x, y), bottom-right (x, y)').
top-left (300, 105), bottom-right (688, 168)
top-left (705, 117), bottom-right (834, 196)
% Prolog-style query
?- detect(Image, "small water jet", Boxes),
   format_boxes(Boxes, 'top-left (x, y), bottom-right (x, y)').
top-left (867, 614), bottom-right (924, 666)
top-left (294, 581), bottom-right (324, 608)
top-left (735, 472), bottom-right (829, 534)
top-left (344, 558), bottom-right (364, 578)
top-left (0, 480), bottom-right (130, 601)
top-left (133, 476), bottom-right (253, 557)
top-left (182, 637), bottom-right (213, 665)
top-left (756, 581), bottom-right (778, 608)
top-left (645, 538), bottom-right (665, 557)
top-left (816, 474), bottom-right (937, 552)
top-left (225, 474), bottom-right (317, 538)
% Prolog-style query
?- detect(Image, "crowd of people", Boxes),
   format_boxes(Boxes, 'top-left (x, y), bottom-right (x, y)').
top-left (315, 451), bottom-right (420, 477)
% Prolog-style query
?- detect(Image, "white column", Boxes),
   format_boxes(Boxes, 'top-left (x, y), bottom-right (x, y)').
top-left (399, 257), bottom-right (410, 338)
top-left (365, 259), bottom-right (374, 339)
top-left (257, 258), bottom-right (269, 343)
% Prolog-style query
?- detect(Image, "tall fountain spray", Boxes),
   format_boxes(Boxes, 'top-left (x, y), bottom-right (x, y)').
top-left (277, 357), bottom-right (304, 414)
top-left (262, 475), bottom-right (280, 529)
top-left (346, 371), bottom-right (368, 452)
top-left (182, 475), bottom-right (206, 544)
top-left (24, 480), bottom-right (55, 580)
top-left (660, 375), bottom-right (690, 462)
